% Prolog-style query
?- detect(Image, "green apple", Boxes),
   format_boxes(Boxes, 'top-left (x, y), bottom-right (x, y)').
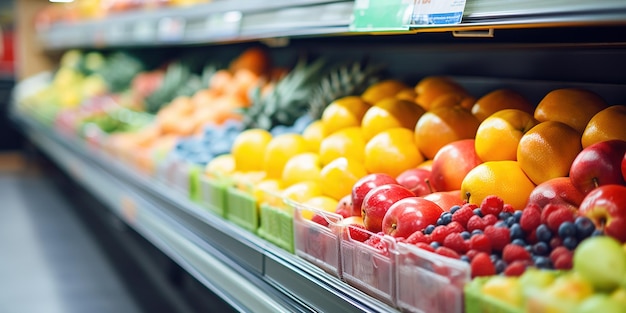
top-left (529, 272), bottom-right (594, 313)
top-left (576, 294), bottom-right (625, 313)
top-left (611, 287), bottom-right (626, 306)
top-left (519, 268), bottom-right (558, 291)
top-left (574, 236), bottom-right (626, 292)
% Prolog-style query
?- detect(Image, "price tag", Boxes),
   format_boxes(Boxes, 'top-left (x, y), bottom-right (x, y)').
top-left (133, 20), bottom-right (156, 42)
top-left (120, 195), bottom-right (138, 224)
top-left (350, 0), bottom-right (414, 32)
top-left (158, 17), bottom-right (186, 42)
top-left (204, 11), bottom-right (241, 39)
top-left (410, 0), bottom-right (466, 26)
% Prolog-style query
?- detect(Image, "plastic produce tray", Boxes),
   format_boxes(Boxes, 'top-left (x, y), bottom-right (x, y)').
top-left (258, 203), bottom-right (294, 253)
top-left (225, 186), bottom-right (259, 233)
top-left (198, 175), bottom-right (232, 217)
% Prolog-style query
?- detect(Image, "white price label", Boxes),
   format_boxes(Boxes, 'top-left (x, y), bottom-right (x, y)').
top-left (158, 17), bottom-right (186, 42)
top-left (204, 11), bottom-right (241, 39)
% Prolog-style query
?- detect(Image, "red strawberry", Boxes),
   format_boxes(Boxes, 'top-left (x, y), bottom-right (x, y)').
top-left (451, 205), bottom-right (474, 229)
top-left (415, 242), bottom-right (436, 253)
top-left (436, 246), bottom-right (461, 259)
top-left (431, 225), bottom-right (453, 244)
top-left (502, 244), bottom-right (531, 264)
top-left (520, 204), bottom-right (541, 232)
top-left (467, 215), bottom-right (488, 232)
top-left (483, 225), bottom-right (510, 252)
top-left (348, 224), bottom-right (370, 242)
top-left (443, 233), bottom-right (469, 254)
top-left (546, 208), bottom-right (576, 233)
top-left (465, 249), bottom-right (479, 261)
top-left (469, 234), bottom-right (492, 254)
top-left (553, 253), bottom-right (573, 270)
top-left (405, 230), bottom-right (430, 244)
top-left (446, 221), bottom-right (465, 234)
top-left (502, 203), bottom-right (515, 214)
top-left (549, 246), bottom-right (572, 264)
top-left (480, 195), bottom-right (504, 216)
top-left (504, 260), bottom-right (528, 277)
top-left (470, 252), bottom-right (496, 278)
top-left (482, 214), bottom-right (498, 226)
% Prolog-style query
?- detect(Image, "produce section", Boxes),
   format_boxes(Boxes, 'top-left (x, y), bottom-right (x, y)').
top-left (10, 1), bottom-right (626, 312)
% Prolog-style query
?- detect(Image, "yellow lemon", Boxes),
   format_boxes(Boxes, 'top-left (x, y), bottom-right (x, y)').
top-left (361, 79), bottom-right (410, 104)
top-left (281, 180), bottom-right (323, 204)
top-left (319, 127), bottom-right (366, 166)
top-left (263, 133), bottom-right (308, 179)
top-left (231, 129), bottom-right (272, 171)
top-left (361, 98), bottom-right (426, 140)
top-left (365, 128), bottom-right (424, 178)
top-left (282, 152), bottom-right (322, 187)
top-left (321, 96), bottom-right (371, 136)
top-left (301, 196), bottom-right (339, 220)
top-left (253, 178), bottom-right (283, 206)
top-left (205, 154), bottom-right (236, 176)
top-left (319, 157), bottom-right (367, 201)
top-left (302, 120), bottom-right (326, 153)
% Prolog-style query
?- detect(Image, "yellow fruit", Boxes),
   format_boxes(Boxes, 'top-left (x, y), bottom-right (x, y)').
top-left (461, 160), bottom-right (536, 211)
top-left (517, 121), bottom-right (582, 185)
top-left (365, 128), bottom-right (424, 178)
top-left (321, 96), bottom-right (371, 136)
top-left (301, 196), bottom-right (339, 220)
top-left (205, 154), bottom-right (236, 176)
top-left (471, 89), bottom-right (534, 122)
top-left (320, 157), bottom-right (367, 201)
top-left (319, 127), bottom-right (366, 166)
top-left (361, 98), bottom-right (426, 140)
top-left (582, 105), bottom-right (626, 148)
top-left (281, 180), bottom-right (323, 204)
top-left (263, 134), bottom-right (308, 179)
top-left (417, 159), bottom-right (434, 171)
top-left (395, 88), bottom-right (418, 102)
top-left (282, 152), bottom-right (322, 187)
top-left (302, 120), bottom-right (326, 152)
top-left (253, 178), bottom-right (284, 206)
top-left (475, 109), bottom-right (539, 161)
top-left (534, 88), bottom-right (608, 134)
top-left (481, 276), bottom-right (523, 307)
top-left (414, 76), bottom-right (469, 110)
top-left (361, 79), bottom-right (410, 104)
top-left (231, 129), bottom-right (272, 171)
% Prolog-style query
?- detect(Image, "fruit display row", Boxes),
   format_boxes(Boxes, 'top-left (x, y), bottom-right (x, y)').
top-left (16, 45), bottom-right (626, 313)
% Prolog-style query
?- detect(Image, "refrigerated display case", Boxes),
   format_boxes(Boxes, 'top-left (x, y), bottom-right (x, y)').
top-left (10, 1), bottom-right (626, 312)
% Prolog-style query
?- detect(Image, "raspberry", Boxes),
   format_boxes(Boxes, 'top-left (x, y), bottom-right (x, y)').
top-left (502, 204), bottom-right (515, 214)
top-left (525, 228), bottom-right (538, 245)
top-left (549, 246), bottom-right (572, 264)
top-left (470, 252), bottom-right (496, 278)
top-left (546, 208), bottom-right (576, 233)
top-left (348, 224), bottom-right (370, 242)
top-left (467, 215), bottom-right (488, 233)
top-left (364, 233), bottom-right (390, 257)
top-left (541, 203), bottom-right (563, 224)
top-left (553, 253), bottom-right (573, 270)
top-left (502, 244), bottom-right (532, 264)
top-left (520, 205), bottom-right (542, 232)
top-left (436, 246), bottom-right (461, 259)
top-left (549, 237), bottom-right (563, 250)
top-left (483, 214), bottom-right (498, 226)
top-left (451, 206), bottom-right (474, 229)
top-left (443, 233), bottom-right (469, 254)
top-left (446, 221), bottom-right (465, 234)
top-left (312, 214), bottom-right (329, 227)
top-left (431, 225), bottom-right (453, 244)
top-left (469, 234), bottom-right (492, 254)
top-left (480, 195), bottom-right (504, 216)
top-left (483, 225), bottom-right (510, 252)
top-left (415, 242), bottom-right (436, 253)
top-left (405, 230), bottom-right (430, 244)
top-left (504, 260), bottom-right (528, 277)
top-left (465, 249), bottom-right (479, 261)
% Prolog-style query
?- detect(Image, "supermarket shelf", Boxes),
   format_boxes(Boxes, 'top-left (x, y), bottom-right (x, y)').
top-left (37, 0), bottom-right (626, 50)
top-left (12, 113), bottom-right (399, 313)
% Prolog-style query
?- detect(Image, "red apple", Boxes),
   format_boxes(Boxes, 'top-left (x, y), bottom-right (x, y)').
top-left (361, 184), bottom-right (415, 233)
top-left (335, 194), bottom-right (353, 218)
top-left (396, 168), bottom-right (434, 196)
top-left (570, 140), bottom-right (626, 195)
top-left (351, 173), bottom-right (400, 216)
top-left (528, 177), bottom-right (586, 211)
top-left (579, 184), bottom-right (626, 242)
top-left (422, 190), bottom-right (464, 211)
top-left (382, 197), bottom-right (443, 238)
top-left (430, 139), bottom-right (483, 192)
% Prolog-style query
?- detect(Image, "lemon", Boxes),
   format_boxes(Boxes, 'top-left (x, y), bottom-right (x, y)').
top-left (231, 129), bottom-right (272, 171)
top-left (302, 120), bottom-right (326, 153)
top-left (321, 96), bottom-right (370, 136)
top-left (281, 152), bottom-right (322, 187)
top-left (263, 133), bottom-right (308, 179)
top-left (319, 127), bottom-right (366, 166)
top-left (253, 178), bottom-right (283, 206)
top-left (365, 127), bottom-right (424, 178)
top-left (319, 157), bottom-right (367, 201)
top-left (301, 196), bottom-right (339, 220)
top-left (205, 154), bottom-right (236, 176)
top-left (361, 98), bottom-right (425, 140)
top-left (281, 180), bottom-right (323, 204)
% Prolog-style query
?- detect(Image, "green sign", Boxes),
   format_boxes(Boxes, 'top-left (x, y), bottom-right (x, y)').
top-left (350, 0), bottom-right (414, 32)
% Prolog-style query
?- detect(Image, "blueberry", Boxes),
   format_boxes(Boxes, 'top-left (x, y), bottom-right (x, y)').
top-left (436, 217), bottom-right (444, 226)
top-left (460, 231), bottom-right (471, 240)
top-left (471, 229), bottom-right (484, 237)
top-left (424, 225), bottom-right (435, 235)
top-left (510, 224), bottom-right (525, 240)
top-left (490, 254), bottom-right (500, 263)
top-left (473, 208), bottom-right (483, 217)
top-left (460, 255), bottom-right (471, 263)
top-left (505, 216), bottom-right (517, 227)
top-left (563, 236), bottom-right (578, 250)
top-left (536, 224), bottom-right (552, 243)
top-left (591, 229), bottom-right (605, 237)
top-left (494, 221), bottom-right (508, 228)
top-left (532, 242), bottom-right (550, 256)
top-left (498, 212), bottom-right (512, 221)
top-left (450, 205), bottom-right (461, 214)
top-left (512, 239), bottom-right (526, 246)
top-left (534, 256), bottom-right (552, 269)
top-left (270, 125), bottom-right (295, 137)
top-left (430, 241), bottom-right (441, 249)
top-left (494, 259), bottom-right (507, 274)
top-left (558, 222), bottom-right (576, 239)
top-left (575, 216), bottom-right (595, 240)
top-left (441, 212), bottom-right (452, 225)
top-left (513, 210), bottom-right (523, 223)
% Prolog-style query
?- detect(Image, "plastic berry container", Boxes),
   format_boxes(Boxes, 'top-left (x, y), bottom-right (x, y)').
top-left (258, 191), bottom-right (295, 253)
top-left (225, 184), bottom-right (259, 233)
top-left (198, 174), bottom-right (233, 217)
top-left (291, 200), bottom-right (344, 278)
top-left (395, 242), bottom-right (471, 313)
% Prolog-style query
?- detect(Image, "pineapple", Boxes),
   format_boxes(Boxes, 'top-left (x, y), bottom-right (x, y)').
top-left (307, 59), bottom-right (386, 120)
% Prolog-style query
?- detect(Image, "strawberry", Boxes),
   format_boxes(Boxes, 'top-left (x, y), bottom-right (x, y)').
top-left (483, 225), bottom-right (510, 252)
top-left (502, 244), bottom-right (531, 264)
top-left (446, 221), bottom-right (465, 234)
top-left (431, 225), bottom-right (453, 244)
top-left (470, 252), bottom-right (496, 278)
top-left (415, 242), bottom-right (436, 253)
top-left (436, 246), bottom-right (461, 259)
top-left (549, 246), bottom-right (572, 264)
top-left (520, 204), bottom-right (541, 232)
top-left (451, 205), bottom-right (474, 229)
top-left (348, 224), bottom-right (370, 242)
top-left (553, 253), bottom-right (573, 270)
top-left (443, 233), bottom-right (469, 254)
top-left (546, 208), bottom-right (576, 233)
top-left (405, 230), bottom-right (430, 244)
top-left (469, 234), bottom-right (492, 254)
top-left (467, 215), bottom-right (488, 233)
top-left (482, 214), bottom-right (498, 226)
top-left (504, 260), bottom-right (528, 277)
top-left (480, 195), bottom-right (504, 216)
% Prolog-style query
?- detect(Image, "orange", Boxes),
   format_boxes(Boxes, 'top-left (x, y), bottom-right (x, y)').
top-left (470, 89), bottom-right (534, 122)
top-left (414, 105), bottom-right (480, 160)
top-left (281, 152), bottom-right (322, 187)
top-left (395, 88), bottom-right (418, 102)
top-left (475, 109), bottom-right (539, 161)
top-left (534, 88), bottom-right (608, 134)
top-left (581, 105), bottom-right (626, 148)
top-left (517, 121), bottom-right (582, 185)
top-left (205, 154), bottom-right (236, 176)
top-left (302, 120), bottom-right (326, 153)
top-left (281, 180), bottom-right (323, 205)
top-left (361, 79), bottom-right (410, 104)
top-left (365, 128), bottom-right (424, 177)
top-left (429, 93), bottom-right (476, 110)
top-left (361, 98), bottom-right (426, 140)
top-left (319, 157), bottom-right (368, 201)
top-left (321, 96), bottom-right (371, 136)
top-left (300, 196), bottom-right (339, 220)
top-left (263, 133), bottom-right (308, 178)
top-left (461, 160), bottom-right (535, 211)
top-left (228, 47), bottom-right (271, 76)
top-left (414, 76), bottom-right (469, 110)
top-left (319, 127), bottom-right (366, 166)
top-left (231, 129), bottom-right (272, 171)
